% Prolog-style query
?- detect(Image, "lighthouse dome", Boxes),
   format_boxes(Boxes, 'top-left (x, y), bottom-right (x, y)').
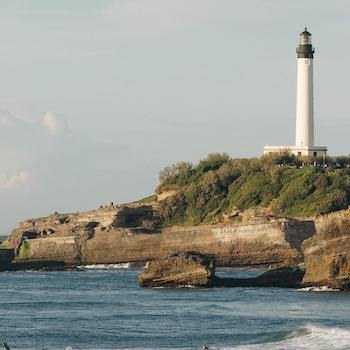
top-left (300, 28), bottom-right (312, 45)
top-left (300, 27), bottom-right (311, 36)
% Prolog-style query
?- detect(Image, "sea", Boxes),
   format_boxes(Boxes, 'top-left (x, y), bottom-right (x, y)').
top-left (1, 266), bottom-right (350, 350)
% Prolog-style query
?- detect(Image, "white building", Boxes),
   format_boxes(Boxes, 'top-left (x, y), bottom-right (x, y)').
top-left (264, 28), bottom-right (327, 158)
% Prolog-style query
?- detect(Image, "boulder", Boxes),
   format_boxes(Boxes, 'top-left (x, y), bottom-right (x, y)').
top-left (139, 252), bottom-right (215, 288)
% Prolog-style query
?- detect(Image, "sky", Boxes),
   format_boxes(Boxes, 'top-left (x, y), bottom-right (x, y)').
top-left (1, 0), bottom-right (350, 233)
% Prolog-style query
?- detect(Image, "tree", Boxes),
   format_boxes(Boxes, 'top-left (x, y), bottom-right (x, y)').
top-left (159, 162), bottom-right (193, 183)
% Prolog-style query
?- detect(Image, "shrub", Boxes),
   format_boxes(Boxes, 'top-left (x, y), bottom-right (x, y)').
top-left (155, 153), bottom-right (350, 227)
top-left (18, 240), bottom-right (30, 259)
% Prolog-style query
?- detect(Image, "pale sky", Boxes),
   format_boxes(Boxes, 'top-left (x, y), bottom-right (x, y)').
top-left (1, 0), bottom-right (350, 233)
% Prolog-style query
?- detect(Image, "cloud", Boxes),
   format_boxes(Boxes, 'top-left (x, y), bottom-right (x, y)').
top-left (0, 171), bottom-right (30, 189)
top-left (42, 111), bottom-right (68, 134)
top-left (0, 109), bottom-right (67, 134)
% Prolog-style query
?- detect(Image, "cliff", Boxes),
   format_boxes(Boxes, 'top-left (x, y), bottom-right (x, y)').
top-left (302, 209), bottom-right (350, 289)
top-left (4, 152), bottom-right (350, 279)
top-left (3, 203), bottom-right (315, 269)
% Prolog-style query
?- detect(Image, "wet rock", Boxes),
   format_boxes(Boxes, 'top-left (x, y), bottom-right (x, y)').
top-left (0, 248), bottom-right (15, 271)
top-left (216, 266), bottom-right (305, 288)
top-left (139, 252), bottom-right (305, 288)
top-left (139, 252), bottom-right (215, 288)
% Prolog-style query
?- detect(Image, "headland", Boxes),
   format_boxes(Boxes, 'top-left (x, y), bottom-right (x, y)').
top-left (2, 153), bottom-right (350, 290)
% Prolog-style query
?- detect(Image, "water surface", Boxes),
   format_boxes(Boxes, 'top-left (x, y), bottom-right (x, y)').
top-left (0, 268), bottom-right (349, 350)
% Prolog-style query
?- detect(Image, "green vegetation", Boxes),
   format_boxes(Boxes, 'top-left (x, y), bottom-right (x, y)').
top-left (0, 238), bottom-right (9, 248)
top-left (156, 153), bottom-right (350, 226)
top-left (18, 240), bottom-right (30, 259)
top-left (136, 194), bottom-right (157, 204)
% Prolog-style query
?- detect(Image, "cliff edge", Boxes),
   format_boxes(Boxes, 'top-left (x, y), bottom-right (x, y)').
top-left (2, 202), bottom-right (315, 269)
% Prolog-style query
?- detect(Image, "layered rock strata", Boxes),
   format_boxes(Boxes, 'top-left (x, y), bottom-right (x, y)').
top-left (302, 209), bottom-right (350, 290)
top-left (3, 204), bottom-right (315, 269)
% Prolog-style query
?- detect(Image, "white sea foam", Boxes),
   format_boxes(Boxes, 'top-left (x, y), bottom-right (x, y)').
top-left (78, 263), bottom-right (131, 269)
top-left (70, 325), bottom-right (350, 350)
top-left (298, 286), bottom-right (340, 292)
top-left (223, 324), bottom-right (350, 350)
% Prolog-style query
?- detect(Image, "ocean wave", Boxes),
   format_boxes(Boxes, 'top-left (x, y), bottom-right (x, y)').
top-left (298, 286), bottom-right (340, 292)
top-left (77, 263), bottom-right (131, 269)
top-left (224, 324), bottom-right (350, 350)
top-left (96, 326), bottom-right (348, 350)
top-left (57, 325), bottom-right (350, 350)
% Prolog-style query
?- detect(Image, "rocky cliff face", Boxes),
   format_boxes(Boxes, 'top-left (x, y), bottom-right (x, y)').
top-left (302, 209), bottom-right (350, 289)
top-left (3, 203), bottom-right (315, 269)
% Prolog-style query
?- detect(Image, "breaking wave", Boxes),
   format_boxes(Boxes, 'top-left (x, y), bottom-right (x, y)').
top-left (78, 263), bottom-right (131, 269)
top-left (227, 324), bottom-right (350, 350)
top-left (298, 286), bottom-right (340, 292)
top-left (57, 325), bottom-right (350, 350)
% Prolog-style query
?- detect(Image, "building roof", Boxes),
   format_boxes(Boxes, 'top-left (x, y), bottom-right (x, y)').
top-left (300, 27), bottom-right (311, 36)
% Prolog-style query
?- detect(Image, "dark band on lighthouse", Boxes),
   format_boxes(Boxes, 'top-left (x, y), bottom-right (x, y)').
top-left (296, 28), bottom-right (315, 58)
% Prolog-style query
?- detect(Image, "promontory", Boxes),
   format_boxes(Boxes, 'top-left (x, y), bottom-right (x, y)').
top-left (2, 153), bottom-right (350, 289)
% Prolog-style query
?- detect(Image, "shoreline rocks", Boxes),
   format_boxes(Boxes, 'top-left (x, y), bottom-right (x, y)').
top-left (139, 252), bottom-right (305, 289)
top-left (5, 203), bottom-right (350, 290)
top-left (139, 252), bottom-right (215, 288)
top-left (0, 248), bottom-right (15, 271)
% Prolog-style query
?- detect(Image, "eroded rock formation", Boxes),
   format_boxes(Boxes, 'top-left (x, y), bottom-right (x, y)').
top-left (302, 209), bottom-right (350, 290)
top-left (139, 252), bottom-right (305, 288)
top-left (139, 252), bottom-right (215, 287)
top-left (2, 203), bottom-right (315, 270)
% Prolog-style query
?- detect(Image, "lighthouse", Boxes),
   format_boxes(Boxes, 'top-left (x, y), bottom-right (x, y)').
top-left (295, 28), bottom-right (314, 149)
top-left (263, 28), bottom-right (327, 158)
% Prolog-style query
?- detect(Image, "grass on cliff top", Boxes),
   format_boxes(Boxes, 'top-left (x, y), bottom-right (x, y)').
top-left (155, 153), bottom-right (350, 226)
top-left (136, 194), bottom-right (157, 204)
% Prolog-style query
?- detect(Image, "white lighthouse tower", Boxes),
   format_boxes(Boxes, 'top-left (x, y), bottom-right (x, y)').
top-left (295, 28), bottom-right (315, 149)
top-left (263, 28), bottom-right (327, 158)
